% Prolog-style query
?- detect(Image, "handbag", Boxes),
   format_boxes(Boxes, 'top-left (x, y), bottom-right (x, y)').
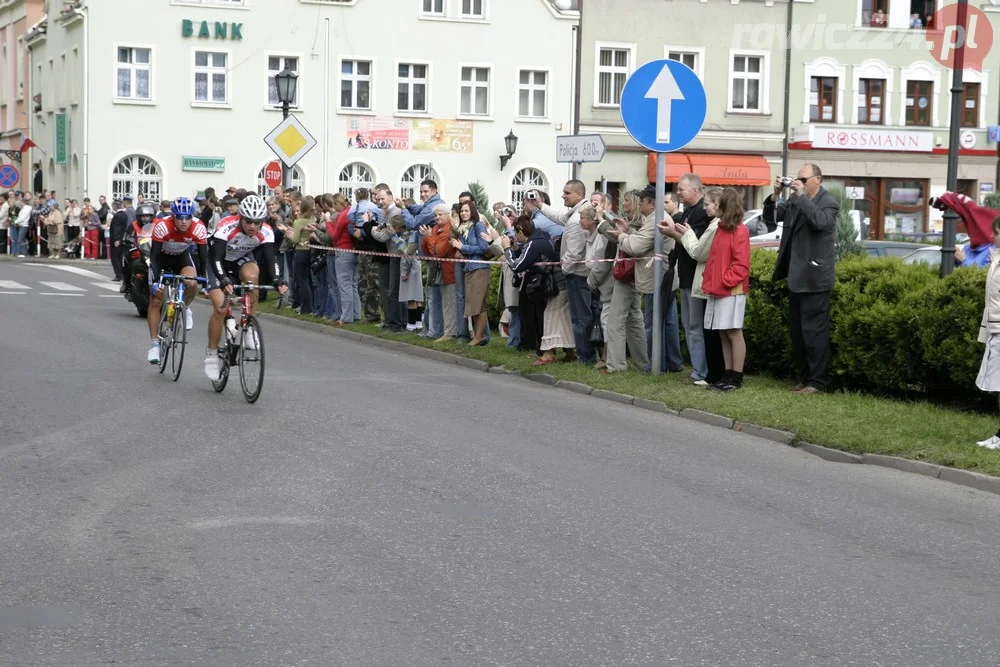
top-left (310, 250), bottom-right (327, 274)
top-left (524, 265), bottom-right (558, 303)
top-left (613, 248), bottom-right (635, 282)
top-left (589, 317), bottom-right (604, 344)
top-left (427, 260), bottom-right (444, 287)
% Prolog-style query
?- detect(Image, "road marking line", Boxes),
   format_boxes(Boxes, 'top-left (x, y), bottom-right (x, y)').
top-left (0, 291), bottom-right (26, 295)
top-left (89, 282), bottom-right (120, 292)
top-left (39, 292), bottom-right (83, 297)
top-left (37, 264), bottom-right (110, 280)
top-left (98, 294), bottom-right (121, 298)
top-left (39, 281), bottom-right (86, 292)
top-left (0, 280), bottom-right (30, 289)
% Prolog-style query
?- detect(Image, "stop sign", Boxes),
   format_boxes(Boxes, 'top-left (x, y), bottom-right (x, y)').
top-left (263, 160), bottom-right (282, 189)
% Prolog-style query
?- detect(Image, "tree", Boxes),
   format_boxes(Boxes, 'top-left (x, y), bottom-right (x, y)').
top-left (984, 192), bottom-right (1000, 210)
top-left (827, 187), bottom-right (864, 261)
top-left (466, 180), bottom-right (499, 229)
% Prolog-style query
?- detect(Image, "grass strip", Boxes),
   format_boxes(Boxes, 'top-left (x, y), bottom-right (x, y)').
top-left (258, 302), bottom-right (1000, 478)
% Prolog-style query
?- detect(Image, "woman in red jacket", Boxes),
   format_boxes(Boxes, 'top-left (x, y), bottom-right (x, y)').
top-left (701, 187), bottom-right (751, 391)
top-left (327, 199), bottom-right (358, 324)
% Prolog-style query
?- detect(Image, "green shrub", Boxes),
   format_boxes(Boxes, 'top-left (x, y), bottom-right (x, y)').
top-left (744, 251), bottom-right (987, 401)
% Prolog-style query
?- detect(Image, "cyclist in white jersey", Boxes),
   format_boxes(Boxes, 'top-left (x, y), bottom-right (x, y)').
top-left (204, 194), bottom-right (287, 380)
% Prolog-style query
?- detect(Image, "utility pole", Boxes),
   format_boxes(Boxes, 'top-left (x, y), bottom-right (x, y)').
top-left (941, 0), bottom-right (968, 278)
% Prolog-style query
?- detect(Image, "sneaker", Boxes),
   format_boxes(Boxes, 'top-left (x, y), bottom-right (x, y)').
top-left (204, 352), bottom-right (220, 380)
top-left (693, 379), bottom-right (709, 387)
top-left (405, 323), bottom-right (418, 331)
top-left (242, 329), bottom-right (260, 350)
top-left (185, 308), bottom-right (194, 331)
top-left (976, 435), bottom-right (1000, 450)
top-left (146, 341), bottom-right (160, 364)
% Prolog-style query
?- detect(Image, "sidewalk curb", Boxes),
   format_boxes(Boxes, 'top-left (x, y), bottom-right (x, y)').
top-left (255, 310), bottom-right (1000, 498)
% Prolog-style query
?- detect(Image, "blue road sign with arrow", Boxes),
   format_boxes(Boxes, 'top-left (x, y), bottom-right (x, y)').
top-left (619, 59), bottom-right (707, 153)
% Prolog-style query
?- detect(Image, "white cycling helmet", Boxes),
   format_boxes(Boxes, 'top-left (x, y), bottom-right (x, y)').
top-left (238, 194), bottom-right (268, 221)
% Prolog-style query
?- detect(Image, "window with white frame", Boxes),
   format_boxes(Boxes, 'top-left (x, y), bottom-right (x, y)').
top-left (1, 46), bottom-right (8, 105)
top-left (400, 163), bottom-right (440, 202)
top-left (338, 162), bottom-right (375, 203)
top-left (70, 47), bottom-right (79, 103)
top-left (112, 155), bottom-right (162, 203)
top-left (59, 53), bottom-right (66, 107)
top-left (341, 59), bottom-right (372, 110)
top-left (667, 50), bottom-right (700, 78)
top-left (16, 37), bottom-right (24, 100)
top-left (267, 55), bottom-right (299, 107)
top-left (460, 66), bottom-right (490, 116)
top-left (517, 69), bottom-right (547, 118)
top-left (461, 0), bottom-right (485, 18)
top-left (422, 0), bottom-right (444, 14)
top-left (595, 44), bottom-right (632, 107)
top-left (397, 62), bottom-right (428, 113)
top-left (194, 50), bottom-right (228, 104)
top-left (729, 52), bottom-right (766, 112)
top-left (256, 164), bottom-right (304, 197)
top-left (510, 167), bottom-right (547, 212)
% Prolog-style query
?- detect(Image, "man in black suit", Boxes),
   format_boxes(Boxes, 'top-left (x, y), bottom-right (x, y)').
top-left (763, 163), bottom-right (840, 394)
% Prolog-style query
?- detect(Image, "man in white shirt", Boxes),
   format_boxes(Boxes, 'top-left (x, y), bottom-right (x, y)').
top-left (13, 193), bottom-right (32, 257)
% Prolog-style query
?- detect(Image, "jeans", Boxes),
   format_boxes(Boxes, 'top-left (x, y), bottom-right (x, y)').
top-left (286, 252), bottom-right (299, 307)
top-left (335, 251), bottom-right (359, 323)
top-left (312, 259), bottom-right (329, 317)
top-left (680, 289), bottom-right (708, 381)
top-left (14, 226), bottom-right (27, 256)
top-left (645, 289), bottom-right (684, 372)
top-left (377, 259), bottom-right (391, 327)
top-left (425, 284), bottom-right (444, 337)
top-left (506, 308), bottom-right (522, 348)
top-left (292, 250), bottom-right (314, 314)
top-left (386, 257), bottom-right (406, 331)
top-left (325, 254), bottom-right (341, 320)
top-left (565, 273), bottom-right (595, 364)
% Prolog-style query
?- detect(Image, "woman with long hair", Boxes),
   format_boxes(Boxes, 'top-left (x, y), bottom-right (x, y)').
top-left (450, 200), bottom-right (491, 346)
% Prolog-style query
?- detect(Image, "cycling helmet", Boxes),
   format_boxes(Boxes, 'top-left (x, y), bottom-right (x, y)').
top-left (136, 202), bottom-right (157, 221)
top-left (170, 196), bottom-right (196, 218)
top-left (238, 194), bottom-right (268, 221)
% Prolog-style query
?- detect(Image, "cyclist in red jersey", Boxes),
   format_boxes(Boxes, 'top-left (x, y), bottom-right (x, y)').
top-left (145, 197), bottom-right (210, 364)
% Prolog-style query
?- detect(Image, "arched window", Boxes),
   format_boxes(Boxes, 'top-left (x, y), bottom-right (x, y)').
top-left (338, 162), bottom-right (375, 203)
top-left (399, 163), bottom-right (440, 202)
top-left (255, 163), bottom-right (304, 197)
top-left (112, 154), bottom-right (161, 203)
top-left (510, 167), bottom-right (548, 212)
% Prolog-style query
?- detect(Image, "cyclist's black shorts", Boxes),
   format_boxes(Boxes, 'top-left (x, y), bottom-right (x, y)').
top-left (150, 251), bottom-right (195, 286)
top-left (207, 251), bottom-right (259, 292)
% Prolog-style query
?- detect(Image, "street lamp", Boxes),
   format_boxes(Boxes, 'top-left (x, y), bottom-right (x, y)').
top-left (274, 67), bottom-right (299, 189)
top-left (499, 130), bottom-right (518, 170)
top-left (940, 0), bottom-right (968, 278)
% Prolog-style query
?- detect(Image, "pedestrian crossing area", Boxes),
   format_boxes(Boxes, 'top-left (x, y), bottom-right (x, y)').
top-left (0, 278), bottom-right (124, 297)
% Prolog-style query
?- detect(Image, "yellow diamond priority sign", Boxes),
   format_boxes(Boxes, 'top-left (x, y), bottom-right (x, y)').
top-left (264, 114), bottom-right (317, 168)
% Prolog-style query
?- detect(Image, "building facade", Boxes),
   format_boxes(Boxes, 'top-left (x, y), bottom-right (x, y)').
top-left (25, 0), bottom-right (578, 207)
top-left (0, 0), bottom-right (42, 190)
top-left (787, 0), bottom-right (1000, 238)
top-left (576, 0), bottom-right (790, 209)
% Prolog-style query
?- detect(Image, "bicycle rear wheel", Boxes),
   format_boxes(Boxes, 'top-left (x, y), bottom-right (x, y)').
top-left (212, 345), bottom-right (230, 393)
top-left (170, 303), bottom-right (187, 381)
top-left (238, 315), bottom-right (265, 404)
top-left (157, 303), bottom-right (171, 374)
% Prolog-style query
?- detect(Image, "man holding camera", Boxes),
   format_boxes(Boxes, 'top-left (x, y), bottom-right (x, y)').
top-left (763, 163), bottom-right (840, 394)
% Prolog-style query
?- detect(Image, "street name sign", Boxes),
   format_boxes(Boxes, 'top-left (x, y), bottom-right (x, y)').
top-left (555, 134), bottom-right (607, 163)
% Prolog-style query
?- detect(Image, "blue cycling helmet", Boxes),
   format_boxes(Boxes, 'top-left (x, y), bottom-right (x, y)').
top-left (170, 197), bottom-right (196, 218)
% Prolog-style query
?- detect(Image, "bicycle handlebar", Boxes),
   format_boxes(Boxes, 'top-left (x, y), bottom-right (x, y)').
top-left (161, 273), bottom-right (208, 284)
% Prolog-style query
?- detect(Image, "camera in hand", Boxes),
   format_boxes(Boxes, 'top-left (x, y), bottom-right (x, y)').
top-left (780, 177), bottom-right (795, 188)
top-left (503, 207), bottom-right (514, 218)
top-left (526, 191), bottom-right (537, 201)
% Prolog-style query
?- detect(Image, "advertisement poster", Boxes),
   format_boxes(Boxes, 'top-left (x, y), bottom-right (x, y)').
top-left (346, 117), bottom-right (410, 150)
top-left (411, 119), bottom-right (474, 153)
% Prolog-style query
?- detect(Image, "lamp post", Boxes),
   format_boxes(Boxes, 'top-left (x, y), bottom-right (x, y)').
top-left (499, 130), bottom-right (518, 170)
top-left (940, 0), bottom-right (968, 278)
top-left (274, 67), bottom-right (299, 190)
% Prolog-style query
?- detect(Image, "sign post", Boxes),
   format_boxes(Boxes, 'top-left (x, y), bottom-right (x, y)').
top-left (620, 59), bottom-right (707, 375)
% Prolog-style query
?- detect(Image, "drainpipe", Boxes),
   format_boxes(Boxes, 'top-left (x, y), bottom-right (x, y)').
top-left (570, 0), bottom-right (582, 181)
top-left (72, 4), bottom-right (87, 199)
top-left (780, 0), bottom-right (793, 177)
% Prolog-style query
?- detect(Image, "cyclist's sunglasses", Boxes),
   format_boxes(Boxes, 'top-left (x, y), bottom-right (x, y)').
top-left (175, 215), bottom-right (193, 222)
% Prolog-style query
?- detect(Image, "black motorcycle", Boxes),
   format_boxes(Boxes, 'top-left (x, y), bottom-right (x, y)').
top-left (122, 223), bottom-right (153, 317)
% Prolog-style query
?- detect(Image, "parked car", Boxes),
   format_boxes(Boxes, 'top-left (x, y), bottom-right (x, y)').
top-left (862, 240), bottom-right (932, 259)
top-left (901, 246), bottom-right (943, 268)
top-left (744, 209), bottom-right (781, 241)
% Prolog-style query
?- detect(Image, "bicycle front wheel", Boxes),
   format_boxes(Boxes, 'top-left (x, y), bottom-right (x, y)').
top-left (170, 303), bottom-right (187, 381)
top-left (211, 345), bottom-right (230, 393)
top-left (238, 315), bottom-right (265, 404)
top-left (157, 304), bottom-right (171, 374)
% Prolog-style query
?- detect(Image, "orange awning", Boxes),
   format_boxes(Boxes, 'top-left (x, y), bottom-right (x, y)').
top-left (647, 152), bottom-right (772, 186)
top-left (646, 152), bottom-right (692, 183)
top-left (685, 153), bottom-right (772, 186)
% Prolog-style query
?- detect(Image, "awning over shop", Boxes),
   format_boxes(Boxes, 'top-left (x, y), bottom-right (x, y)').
top-left (647, 152), bottom-right (772, 186)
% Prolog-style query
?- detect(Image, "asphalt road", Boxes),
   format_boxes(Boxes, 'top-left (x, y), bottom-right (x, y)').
top-left (1, 258), bottom-right (999, 666)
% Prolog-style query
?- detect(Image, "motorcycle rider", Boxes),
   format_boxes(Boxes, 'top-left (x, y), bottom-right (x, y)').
top-left (120, 201), bottom-right (157, 294)
top-left (146, 197), bottom-right (210, 364)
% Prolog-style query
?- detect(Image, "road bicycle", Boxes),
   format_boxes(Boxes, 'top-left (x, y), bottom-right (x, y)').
top-left (156, 273), bottom-right (208, 381)
top-left (212, 282), bottom-right (273, 404)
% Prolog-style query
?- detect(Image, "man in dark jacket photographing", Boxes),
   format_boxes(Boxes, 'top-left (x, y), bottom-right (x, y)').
top-left (763, 163), bottom-right (840, 394)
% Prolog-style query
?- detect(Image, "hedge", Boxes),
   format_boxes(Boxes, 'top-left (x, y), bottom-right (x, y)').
top-left (746, 250), bottom-right (987, 402)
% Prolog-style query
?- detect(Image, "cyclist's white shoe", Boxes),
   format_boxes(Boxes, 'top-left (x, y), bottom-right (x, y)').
top-left (147, 341), bottom-right (160, 364)
top-left (243, 330), bottom-right (260, 350)
top-left (204, 351), bottom-right (220, 380)
top-left (185, 308), bottom-right (194, 331)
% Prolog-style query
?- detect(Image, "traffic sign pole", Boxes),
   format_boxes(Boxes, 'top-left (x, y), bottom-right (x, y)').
top-left (652, 153), bottom-right (665, 376)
